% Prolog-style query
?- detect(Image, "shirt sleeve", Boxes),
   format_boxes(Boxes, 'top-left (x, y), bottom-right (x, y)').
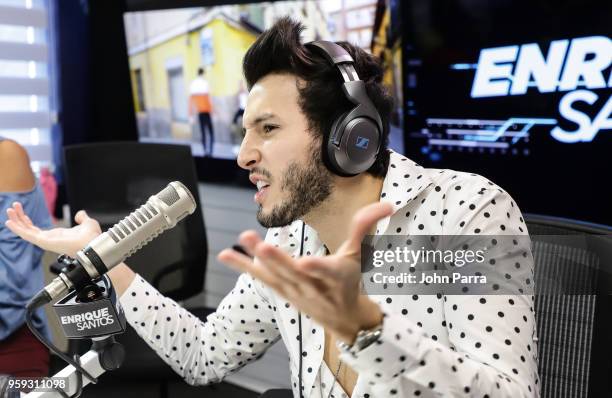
top-left (118, 271), bottom-right (280, 386)
top-left (340, 177), bottom-right (540, 397)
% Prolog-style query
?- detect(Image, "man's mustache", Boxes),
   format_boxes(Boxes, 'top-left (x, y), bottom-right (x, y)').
top-left (250, 167), bottom-right (272, 180)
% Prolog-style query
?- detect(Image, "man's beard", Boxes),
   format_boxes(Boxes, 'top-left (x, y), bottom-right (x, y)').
top-left (256, 143), bottom-right (333, 228)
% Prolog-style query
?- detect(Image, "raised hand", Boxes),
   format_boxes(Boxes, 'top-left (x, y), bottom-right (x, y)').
top-left (218, 202), bottom-right (393, 343)
top-left (5, 202), bottom-right (102, 257)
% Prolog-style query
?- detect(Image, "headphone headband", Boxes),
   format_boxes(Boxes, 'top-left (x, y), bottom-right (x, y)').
top-left (305, 41), bottom-right (353, 65)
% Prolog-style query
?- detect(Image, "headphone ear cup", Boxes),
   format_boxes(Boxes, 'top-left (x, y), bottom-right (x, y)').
top-left (324, 111), bottom-right (351, 176)
top-left (327, 113), bottom-right (380, 176)
top-left (341, 117), bottom-right (380, 174)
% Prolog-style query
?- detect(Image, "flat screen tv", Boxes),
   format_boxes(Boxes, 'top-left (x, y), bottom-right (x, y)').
top-left (402, 0), bottom-right (611, 225)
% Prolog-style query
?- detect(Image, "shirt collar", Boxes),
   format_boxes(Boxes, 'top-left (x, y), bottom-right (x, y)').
top-left (373, 150), bottom-right (434, 234)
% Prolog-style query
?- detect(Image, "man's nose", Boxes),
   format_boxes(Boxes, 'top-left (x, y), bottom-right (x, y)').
top-left (237, 134), bottom-right (261, 170)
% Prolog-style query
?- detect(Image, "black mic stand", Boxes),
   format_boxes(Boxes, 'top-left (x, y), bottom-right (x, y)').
top-left (23, 256), bottom-right (127, 398)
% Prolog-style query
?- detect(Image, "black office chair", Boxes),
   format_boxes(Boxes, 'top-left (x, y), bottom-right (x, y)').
top-left (525, 214), bottom-right (612, 398)
top-left (62, 142), bottom-right (215, 396)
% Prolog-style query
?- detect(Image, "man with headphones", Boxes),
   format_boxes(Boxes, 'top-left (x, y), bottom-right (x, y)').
top-left (6, 17), bottom-right (539, 398)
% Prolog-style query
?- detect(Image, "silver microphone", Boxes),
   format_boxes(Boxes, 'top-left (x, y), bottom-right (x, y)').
top-left (44, 181), bottom-right (196, 301)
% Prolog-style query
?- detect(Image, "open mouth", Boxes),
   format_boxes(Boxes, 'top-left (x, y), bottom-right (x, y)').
top-left (256, 180), bottom-right (270, 191)
top-left (254, 181), bottom-right (270, 203)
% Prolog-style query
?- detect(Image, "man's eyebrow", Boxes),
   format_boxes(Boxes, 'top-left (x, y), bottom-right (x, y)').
top-left (244, 113), bottom-right (277, 130)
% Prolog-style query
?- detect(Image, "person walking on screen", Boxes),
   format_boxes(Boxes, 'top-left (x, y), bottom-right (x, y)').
top-left (189, 67), bottom-right (214, 156)
top-left (233, 80), bottom-right (248, 126)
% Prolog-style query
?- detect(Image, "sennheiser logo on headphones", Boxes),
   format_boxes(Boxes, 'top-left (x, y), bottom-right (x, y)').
top-left (355, 136), bottom-right (370, 149)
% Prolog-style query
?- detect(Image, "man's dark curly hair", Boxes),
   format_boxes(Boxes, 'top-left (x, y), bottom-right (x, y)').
top-left (242, 17), bottom-right (393, 178)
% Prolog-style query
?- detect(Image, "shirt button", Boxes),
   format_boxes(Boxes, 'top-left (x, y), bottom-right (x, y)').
top-left (316, 344), bottom-right (322, 350)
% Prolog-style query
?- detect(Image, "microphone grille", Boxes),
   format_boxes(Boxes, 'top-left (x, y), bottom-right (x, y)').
top-left (157, 184), bottom-right (180, 206)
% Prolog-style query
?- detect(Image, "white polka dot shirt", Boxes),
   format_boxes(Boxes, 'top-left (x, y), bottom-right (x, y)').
top-left (119, 150), bottom-right (539, 397)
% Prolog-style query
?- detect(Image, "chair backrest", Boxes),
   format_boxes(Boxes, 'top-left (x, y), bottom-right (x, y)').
top-left (63, 142), bottom-right (208, 301)
top-left (525, 214), bottom-right (612, 398)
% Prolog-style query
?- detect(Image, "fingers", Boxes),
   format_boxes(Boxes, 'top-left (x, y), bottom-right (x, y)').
top-left (217, 247), bottom-right (280, 288)
top-left (218, 232), bottom-right (322, 295)
top-left (9, 202), bottom-right (35, 229)
top-left (341, 202), bottom-right (394, 257)
top-left (74, 210), bottom-right (102, 235)
top-left (237, 230), bottom-right (263, 257)
top-left (6, 206), bottom-right (38, 232)
top-left (253, 242), bottom-right (311, 286)
top-left (237, 230), bottom-right (309, 285)
top-left (13, 202), bottom-right (34, 227)
top-left (4, 210), bottom-right (41, 245)
top-left (217, 247), bottom-right (256, 269)
top-left (5, 208), bottom-right (20, 226)
top-left (74, 210), bottom-right (89, 225)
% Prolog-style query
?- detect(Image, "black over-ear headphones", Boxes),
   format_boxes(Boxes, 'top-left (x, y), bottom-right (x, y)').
top-left (304, 40), bottom-right (383, 177)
